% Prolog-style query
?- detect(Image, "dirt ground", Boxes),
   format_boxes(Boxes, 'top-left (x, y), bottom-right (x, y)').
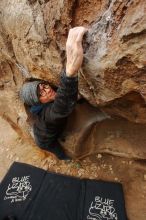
top-left (0, 116), bottom-right (146, 220)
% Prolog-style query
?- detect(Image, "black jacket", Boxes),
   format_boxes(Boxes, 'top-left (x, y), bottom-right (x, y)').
top-left (32, 71), bottom-right (78, 150)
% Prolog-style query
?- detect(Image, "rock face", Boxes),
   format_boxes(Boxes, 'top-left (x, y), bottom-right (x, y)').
top-left (60, 101), bottom-right (146, 159)
top-left (1, 1), bottom-right (146, 107)
top-left (0, 0), bottom-right (146, 157)
top-left (0, 1), bottom-right (146, 219)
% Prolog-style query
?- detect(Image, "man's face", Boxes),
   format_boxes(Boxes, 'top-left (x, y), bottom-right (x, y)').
top-left (38, 83), bottom-right (57, 103)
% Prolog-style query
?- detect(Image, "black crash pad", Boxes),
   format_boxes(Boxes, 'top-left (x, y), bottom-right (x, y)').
top-left (0, 162), bottom-right (127, 220)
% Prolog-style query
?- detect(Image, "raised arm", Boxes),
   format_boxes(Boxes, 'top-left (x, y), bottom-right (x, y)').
top-left (45, 27), bottom-right (88, 123)
top-left (66, 27), bottom-right (88, 77)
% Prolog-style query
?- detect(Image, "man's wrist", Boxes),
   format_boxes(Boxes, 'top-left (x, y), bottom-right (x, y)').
top-left (66, 67), bottom-right (78, 77)
top-left (61, 70), bottom-right (78, 86)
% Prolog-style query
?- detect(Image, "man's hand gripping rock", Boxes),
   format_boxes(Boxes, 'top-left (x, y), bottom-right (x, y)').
top-left (66, 27), bottom-right (88, 77)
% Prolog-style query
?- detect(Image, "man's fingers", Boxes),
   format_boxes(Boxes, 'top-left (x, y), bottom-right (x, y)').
top-left (67, 27), bottom-right (88, 44)
top-left (67, 28), bottom-right (76, 42)
top-left (67, 27), bottom-right (80, 43)
top-left (66, 27), bottom-right (87, 76)
top-left (76, 27), bottom-right (88, 43)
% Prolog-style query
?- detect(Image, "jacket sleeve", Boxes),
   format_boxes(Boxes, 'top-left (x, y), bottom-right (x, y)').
top-left (44, 70), bottom-right (78, 124)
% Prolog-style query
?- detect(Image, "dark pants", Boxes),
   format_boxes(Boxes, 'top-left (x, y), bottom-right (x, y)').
top-left (34, 134), bottom-right (70, 160)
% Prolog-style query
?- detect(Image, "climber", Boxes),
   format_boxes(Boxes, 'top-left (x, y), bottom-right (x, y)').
top-left (19, 26), bottom-right (87, 160)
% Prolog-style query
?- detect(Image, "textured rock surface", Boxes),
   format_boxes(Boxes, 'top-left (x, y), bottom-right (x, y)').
top-left (60, 101), bottom-right (146, 159)
top-left (0, 0), bottom-right (146, 117)
top-left (0, 1), bottom-right (146, 219)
